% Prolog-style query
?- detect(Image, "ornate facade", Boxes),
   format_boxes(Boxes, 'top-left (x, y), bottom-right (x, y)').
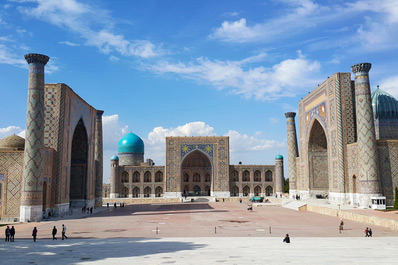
top-left (285, 63), bottom-right (398, 207)
top-left (0, 53), bottom-right (103, 222)
top-left (110, 135), bottom-right (284, 198)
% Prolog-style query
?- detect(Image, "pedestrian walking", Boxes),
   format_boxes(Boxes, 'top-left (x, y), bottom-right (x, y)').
top-left (10, 226), bottom-right (15, 242)
top-left (52, 226), bottom-right (57, 240)
top-left (32, 227), bottom-right (37, 242)
top-left (5, 226), bottom-right (10, 242)
top-left (364, 227), bottom-right (369, 237)
top-left (283, 234), bottom-right (290, 243)
top-left (62, 224), bottom-right (68, 240)
top-left (369, 228), bottom-right (373, 237)
top-left (90, 207), bottom-right (93, 214)
top-left (107, 203), bottom-right (109, 208)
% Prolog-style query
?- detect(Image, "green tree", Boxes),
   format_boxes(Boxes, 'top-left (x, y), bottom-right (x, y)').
top-left (284, 178), bottom-right (289, 193)
top-left (394, 187), bottom-right (398, 209)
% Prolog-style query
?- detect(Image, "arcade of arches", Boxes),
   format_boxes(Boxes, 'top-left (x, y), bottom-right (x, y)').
top-left (110, 136), bottom-right (284, 199)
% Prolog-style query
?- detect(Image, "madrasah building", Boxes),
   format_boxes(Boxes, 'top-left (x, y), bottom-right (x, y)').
top-left (109, 135), bottom-right (285, 199)
top-left (0, 54), bottom-right (103, 222)
top-left (285, 62), bottom-right (398, 207)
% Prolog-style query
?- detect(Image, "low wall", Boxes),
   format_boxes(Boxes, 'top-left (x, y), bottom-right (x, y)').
top-left (305, 204), bottom-right (398, 231)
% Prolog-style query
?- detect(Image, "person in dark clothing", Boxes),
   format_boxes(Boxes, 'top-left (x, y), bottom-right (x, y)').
top-left (114, 203), bottom-right (117, 208)
top-left (9, 226), bottom-right (15, 242)
top-left (365, 227), bottom-right (369, 237)
top-left (5, 226), bottom-right (10, 242)
top-left (283, 234), bottom-right (290, 243)
top-left (52, 226), bottom-right (57, 240)
top-left (369, 228), bottom-right (373, 237)
top-left (32, 227), bottom-right (37, 242)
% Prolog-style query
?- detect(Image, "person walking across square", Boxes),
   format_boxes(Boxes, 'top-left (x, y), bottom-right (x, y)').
top-left (62, 224), bottom-right (68, 240)
top-left (52, 226), bottom-right (57, 240)
top-left (10, 226), bottom-right (15, 242)
top-left (5, 226), bottom-right (10, 242)
top-left (32, 227), bottom-right (37, 242)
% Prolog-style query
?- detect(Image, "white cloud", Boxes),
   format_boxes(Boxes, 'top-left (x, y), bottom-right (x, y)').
top-left (269, 117), bottom-right (279, 124)
top-left (379, 76), bottom-right (398, 99)
top-left (151, 52), bottom-right (320, 100)
top-left (59, 40), bottom-right (80, 47)
top-left (17, 0), bottom-right (162, 58)
top-left (0, 126), bottom-right (24, 139)
top-left (210, 0), bottom-right (324, 43)
top-left (227, 130), bottom-right (286, 164)
top-left (144, 121), bottom-right (285, 166)
top-left (0, 43), bottom-right (27, 68)
top-left (109, 55), bottom-right (120, 62)
top-left (102, 114), bottom-right (129, 152)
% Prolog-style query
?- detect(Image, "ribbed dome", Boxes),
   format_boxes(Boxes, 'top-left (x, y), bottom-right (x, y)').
top-left (372, 86), bottom-right (398, 119)
top-left (0, 134), bottom-right (25, 150)
top-left (118, 133), bottom-right (144, 154)
top-left (110, 155), bottom-right (119, 161)
top-left (275, 154), bottom-right (283, 159)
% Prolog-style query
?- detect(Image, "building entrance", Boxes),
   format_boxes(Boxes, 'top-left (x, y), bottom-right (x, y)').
top-left (181, 150), bottom-right (212, 196)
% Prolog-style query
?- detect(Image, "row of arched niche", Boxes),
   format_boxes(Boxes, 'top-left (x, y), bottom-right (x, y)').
top-left (230, 170), bottom-right (273, 182)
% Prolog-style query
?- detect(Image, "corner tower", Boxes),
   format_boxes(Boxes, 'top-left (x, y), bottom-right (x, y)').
top-left (285, 112), bottom-right (298, 195)
top-left (275, 155), bottom-right (284, 196)
top-left (20, 53), bottom-right (49, 222)
top-left (351, 63), bottom-right (381, 205)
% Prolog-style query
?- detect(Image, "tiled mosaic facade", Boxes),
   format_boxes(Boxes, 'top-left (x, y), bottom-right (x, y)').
top-left (286, 64), bottom-right (398, 207)
top-left (110, 136), bottom-right (284, 198)
top-left (0, 54), bottom-right (103, 221)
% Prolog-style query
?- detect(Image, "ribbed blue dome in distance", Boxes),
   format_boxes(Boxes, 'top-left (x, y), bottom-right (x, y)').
top-left (275, 154), bottom-right (283, 159)
top-left (118, 132), bottom-right (144, 154)
top-left (372, 86), bottom-right (398, 119)
top-left (110, 155), bottom-right (119, 161)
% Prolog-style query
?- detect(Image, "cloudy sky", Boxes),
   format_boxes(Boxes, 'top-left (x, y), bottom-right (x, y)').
top-left (1, 0), bottom-right (398, 182)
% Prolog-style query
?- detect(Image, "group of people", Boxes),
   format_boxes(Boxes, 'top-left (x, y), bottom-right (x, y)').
top-left (364, 227), bottom-right (373, 237)
top-left (82, 206), bottom-right (94, 214)
top-left (4, 226), bottom-right (15, 242)
top-left (5, 224), bottom-right (68, 242)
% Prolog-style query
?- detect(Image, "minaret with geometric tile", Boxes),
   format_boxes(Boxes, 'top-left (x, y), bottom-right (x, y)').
top-left (351, 63), bottom-right (381, 205)
top-left (95, 110), bottom-right (104, 207)
top-left (20, 53), bottom-right (49, 222)
top-left (285, 112), bottom-right (298, 194)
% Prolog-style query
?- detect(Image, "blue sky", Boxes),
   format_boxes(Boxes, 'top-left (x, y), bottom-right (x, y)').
top-left (1, 0), bottom-right (398, 183)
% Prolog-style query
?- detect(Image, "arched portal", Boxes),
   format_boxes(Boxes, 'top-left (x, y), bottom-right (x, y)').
top-left (181, 150), bottom-right (212, 196)
top-left (70, 119), bottom-right (88, 207)
top-left (308, 119), bottom-right (329, 192)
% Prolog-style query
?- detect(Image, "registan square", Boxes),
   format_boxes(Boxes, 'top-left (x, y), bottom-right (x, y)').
top-left (1, 1), bottom-right (398, 264)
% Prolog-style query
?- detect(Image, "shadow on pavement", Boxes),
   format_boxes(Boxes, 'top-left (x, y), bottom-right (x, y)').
top-left (0, 238), bottom-right (206, 264)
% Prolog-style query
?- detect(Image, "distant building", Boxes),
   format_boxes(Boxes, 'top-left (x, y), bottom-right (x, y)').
top-left (285, 63), bottom-right (398, 207)
top-left (110, 135), bottom-right (284, 198)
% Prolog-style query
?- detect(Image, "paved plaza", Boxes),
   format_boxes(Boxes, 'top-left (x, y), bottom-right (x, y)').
top-left (2, 202), bottom-right (398, 264)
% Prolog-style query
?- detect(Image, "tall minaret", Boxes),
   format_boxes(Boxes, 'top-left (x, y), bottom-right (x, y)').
top-left (20, 53), bottom-right (49, 222)
top-left (275, 155), bottom-right (284, 196)
top-left (95, 110), bottom-right (104, 207)
top-left (110, 155), bottom-right (120, 198)
top-left (351, 63), bottom-right (380, 204)
top-left (285, 112), bottom-right (299, 195)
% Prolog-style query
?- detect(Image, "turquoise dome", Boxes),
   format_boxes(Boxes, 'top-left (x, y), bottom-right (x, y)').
top-left (275, 154), bottom-right (283, 159)
top-left (372, 87), bottom-right (398, 119)
top-left (118, 133), bottom-right (144, 154)
top-left (110, 155), bottom-right (119, 161)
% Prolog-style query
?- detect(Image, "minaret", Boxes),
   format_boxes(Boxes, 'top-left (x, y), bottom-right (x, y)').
top-left (275, 155), bottom-right (284, 196)
top-left (20, 53), bottom-right (49, 222)
top-left (95, 110), bottom-right (104, 207)
top-left (351, 63), bottom-right (380, 205)
top-left (110, 155), bottom-right (120, 198)
top-left (285, 112), bottom-right (298, 194)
